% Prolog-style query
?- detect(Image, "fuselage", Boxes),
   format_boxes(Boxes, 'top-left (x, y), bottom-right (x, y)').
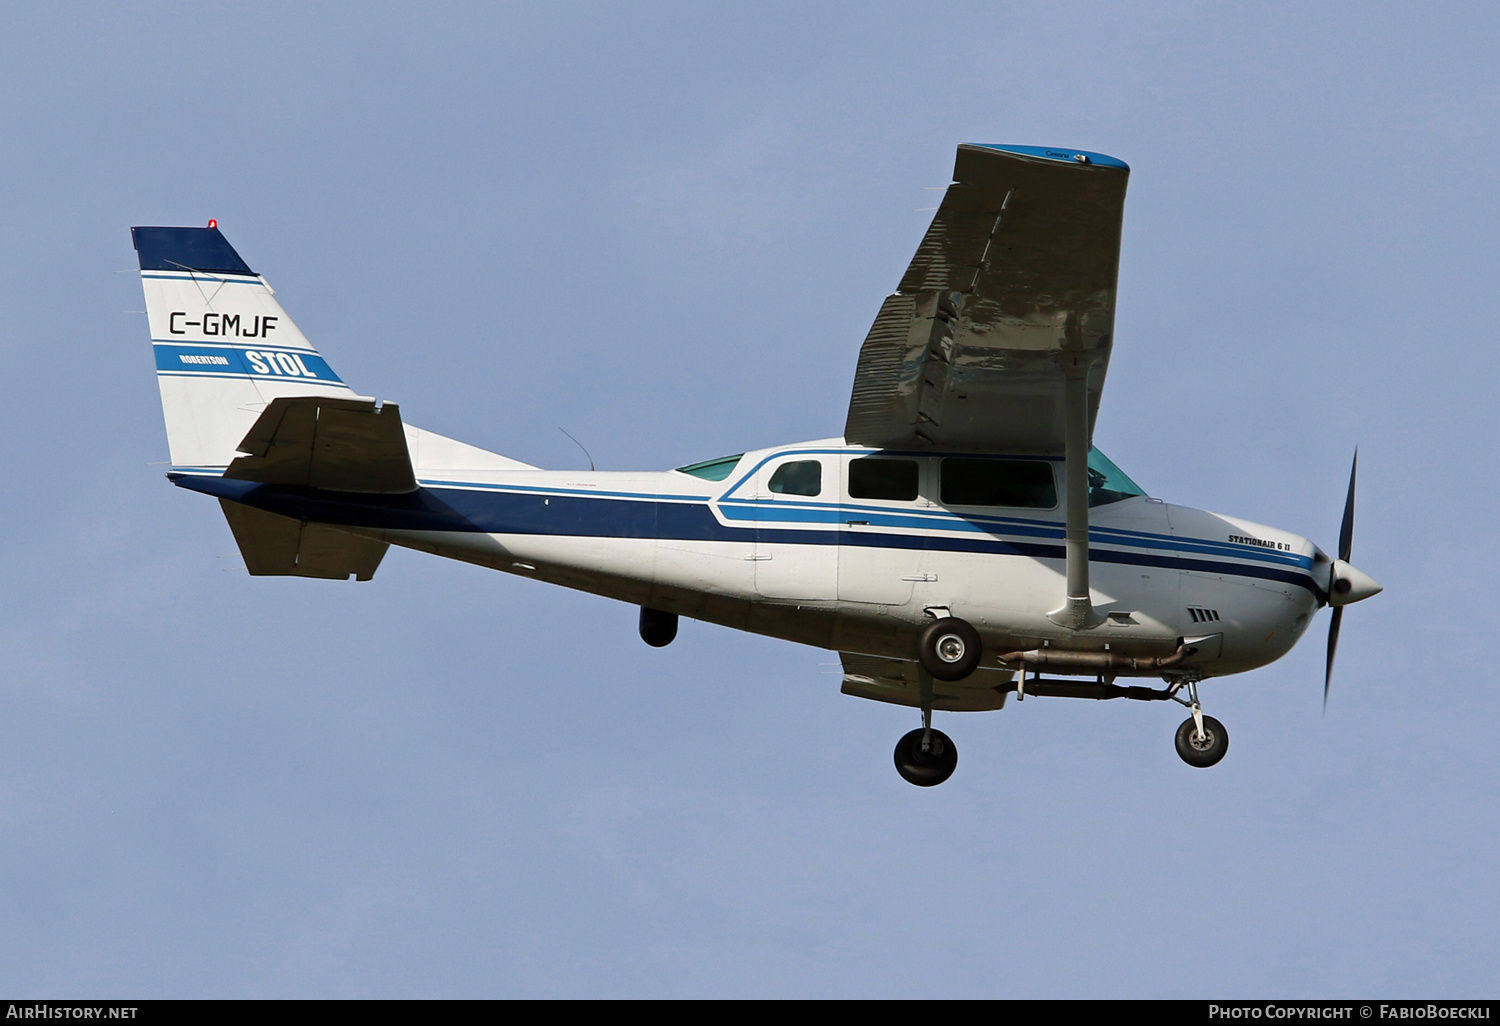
top-left (177, 437), bottom-right (1328, 680)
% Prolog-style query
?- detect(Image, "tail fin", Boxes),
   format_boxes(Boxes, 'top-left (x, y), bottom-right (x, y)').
top-left (133, 226), bottom-right (358, 470)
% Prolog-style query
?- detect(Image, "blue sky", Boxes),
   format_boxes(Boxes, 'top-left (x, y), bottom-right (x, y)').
top-left (1, 1), bottom-right (1496, 997)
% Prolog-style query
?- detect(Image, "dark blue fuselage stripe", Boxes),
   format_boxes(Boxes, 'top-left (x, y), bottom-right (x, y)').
top-left (174, 476), bottom-right (1323, 596)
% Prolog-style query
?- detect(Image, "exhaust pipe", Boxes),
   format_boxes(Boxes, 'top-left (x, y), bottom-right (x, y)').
top-left (997, 642), bottom-right (1192, 673)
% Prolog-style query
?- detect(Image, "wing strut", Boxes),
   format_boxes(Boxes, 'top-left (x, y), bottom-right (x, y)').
top-left (1048, 352), bottom-right (1103, 630)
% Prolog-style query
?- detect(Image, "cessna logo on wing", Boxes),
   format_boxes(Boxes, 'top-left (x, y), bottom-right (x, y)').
top-left (168, 311), bottom-right (277, 338)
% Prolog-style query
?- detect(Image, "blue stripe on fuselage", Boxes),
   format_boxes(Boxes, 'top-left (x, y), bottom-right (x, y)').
top-left (713, 448), bottom-right (1308, 571)
top-left (712, 497), bottom-right (1309, 569)
top-left (172, 476), bottom-right (1322, 596)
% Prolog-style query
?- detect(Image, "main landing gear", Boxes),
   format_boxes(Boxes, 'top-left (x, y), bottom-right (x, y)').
top-left (894, 708), bottom-right (958, 787)
top-left (639, 607), bottom-right (678, 647)
top-left (918, 617), bottom-right (982, 681)
top-left (894, 641), bottom-right (967, 786)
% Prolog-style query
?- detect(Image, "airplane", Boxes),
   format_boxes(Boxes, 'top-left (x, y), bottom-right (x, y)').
top-left (132, 143), bottom-right (1381, 787)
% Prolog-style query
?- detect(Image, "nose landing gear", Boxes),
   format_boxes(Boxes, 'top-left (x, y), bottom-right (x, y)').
top-left (1175, 715), bottom-right (1228, 767)
top-left (1172, 680), bottom-right (1228, 767)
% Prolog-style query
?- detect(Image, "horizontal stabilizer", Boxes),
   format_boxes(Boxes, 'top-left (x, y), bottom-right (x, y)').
top-left (226, 396), bottom-right (417, 493)
top-left (220, 501), bottom-right (387, 580)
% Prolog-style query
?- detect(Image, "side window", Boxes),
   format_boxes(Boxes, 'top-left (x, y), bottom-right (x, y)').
top-left (768, 459), bottom-right (822, 497)
top-left (848, 457), bottom-right (919, 501)
top-left (1088, 447), bottom-right (1147, 507)
top-left (940, 458), bottom-right (1057, 509)
top-left (676, 453), bottom-right (744, 481)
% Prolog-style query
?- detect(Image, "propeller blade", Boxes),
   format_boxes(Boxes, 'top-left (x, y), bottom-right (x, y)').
top-left (1338, 449), bottom-right (1357, 563)
top-left (1327, 450), bottom-right (1360, 710)
top-left (1324, 606), bottom-right (1343, 711)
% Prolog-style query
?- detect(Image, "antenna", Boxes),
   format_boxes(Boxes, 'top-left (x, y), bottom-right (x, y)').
top-left (558, 427), bottom-right (595, 472)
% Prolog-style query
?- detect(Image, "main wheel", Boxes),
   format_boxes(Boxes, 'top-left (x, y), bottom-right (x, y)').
top-left (918, 617), bottom-right (982, 681)
top-left (638, 607), bottom-right (678, 648)
top-left (893, 727), bottom-right (958, 787)
top-left (1175, 714), bottom-right (1229, 768)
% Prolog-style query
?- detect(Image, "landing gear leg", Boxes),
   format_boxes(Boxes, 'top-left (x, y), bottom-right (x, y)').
top-left (893, 672), bottom-right (958, 786)
top-left (1172, 680), bottom-right (1229, 768)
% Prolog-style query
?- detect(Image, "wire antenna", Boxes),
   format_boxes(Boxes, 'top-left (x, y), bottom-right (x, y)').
top-left (558, 427), bottom-right (595, 471)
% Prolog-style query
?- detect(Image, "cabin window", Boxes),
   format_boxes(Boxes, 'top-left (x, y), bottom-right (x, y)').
top-left (676, 453), bottom-right (744, 481)
top-left (768, 460), bottom-right (822, 497)
top-left (940, 458), bottom-right (1057, 508)
top-left (848, 457), bottom-right (919, 501)
top-left (1088, 448), bottom-right (1147, 507)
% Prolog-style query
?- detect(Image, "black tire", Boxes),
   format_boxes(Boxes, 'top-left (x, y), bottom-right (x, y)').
top-left (638, 607), bottom-right (678, 648)
top-left (918, 617), bottom-right (982, 681)
top-left (893, 727), bottom-right (958, 787)
top-left (1175, 714), bottom-right (1229, 768)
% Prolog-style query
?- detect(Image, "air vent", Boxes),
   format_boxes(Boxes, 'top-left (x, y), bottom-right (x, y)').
top-left (1187, 607), bottom-right (1221, 624)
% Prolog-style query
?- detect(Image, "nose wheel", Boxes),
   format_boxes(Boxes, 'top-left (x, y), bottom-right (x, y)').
top-left (1172, 680), bottom-right (1228, 767)
top-left (1175, 715), bottom-right (1228, 767)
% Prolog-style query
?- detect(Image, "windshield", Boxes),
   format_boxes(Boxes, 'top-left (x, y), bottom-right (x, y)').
top-left (676, 453), bottom-right (744, 482)
top-left (1088, 448), bottom-right (1147, 506)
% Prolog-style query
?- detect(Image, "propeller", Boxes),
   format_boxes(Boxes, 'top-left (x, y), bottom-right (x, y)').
top-left (1323, 450), bottom-right (1356, 710)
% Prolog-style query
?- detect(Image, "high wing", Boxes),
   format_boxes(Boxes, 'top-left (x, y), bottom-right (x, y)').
top-left (844, 144), bottom-right (1130, 454)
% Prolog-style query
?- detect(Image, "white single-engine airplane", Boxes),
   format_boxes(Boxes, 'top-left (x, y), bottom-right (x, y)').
top-left (134, 144), bottom-right (1380, 786)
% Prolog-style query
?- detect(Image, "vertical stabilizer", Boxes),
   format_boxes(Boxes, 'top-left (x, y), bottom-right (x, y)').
top-left (133, 226), bottom-right (358, 470)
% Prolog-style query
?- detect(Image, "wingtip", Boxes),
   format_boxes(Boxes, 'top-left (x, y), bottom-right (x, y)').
top-left (965, 143), bottom-right (1130, 171)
